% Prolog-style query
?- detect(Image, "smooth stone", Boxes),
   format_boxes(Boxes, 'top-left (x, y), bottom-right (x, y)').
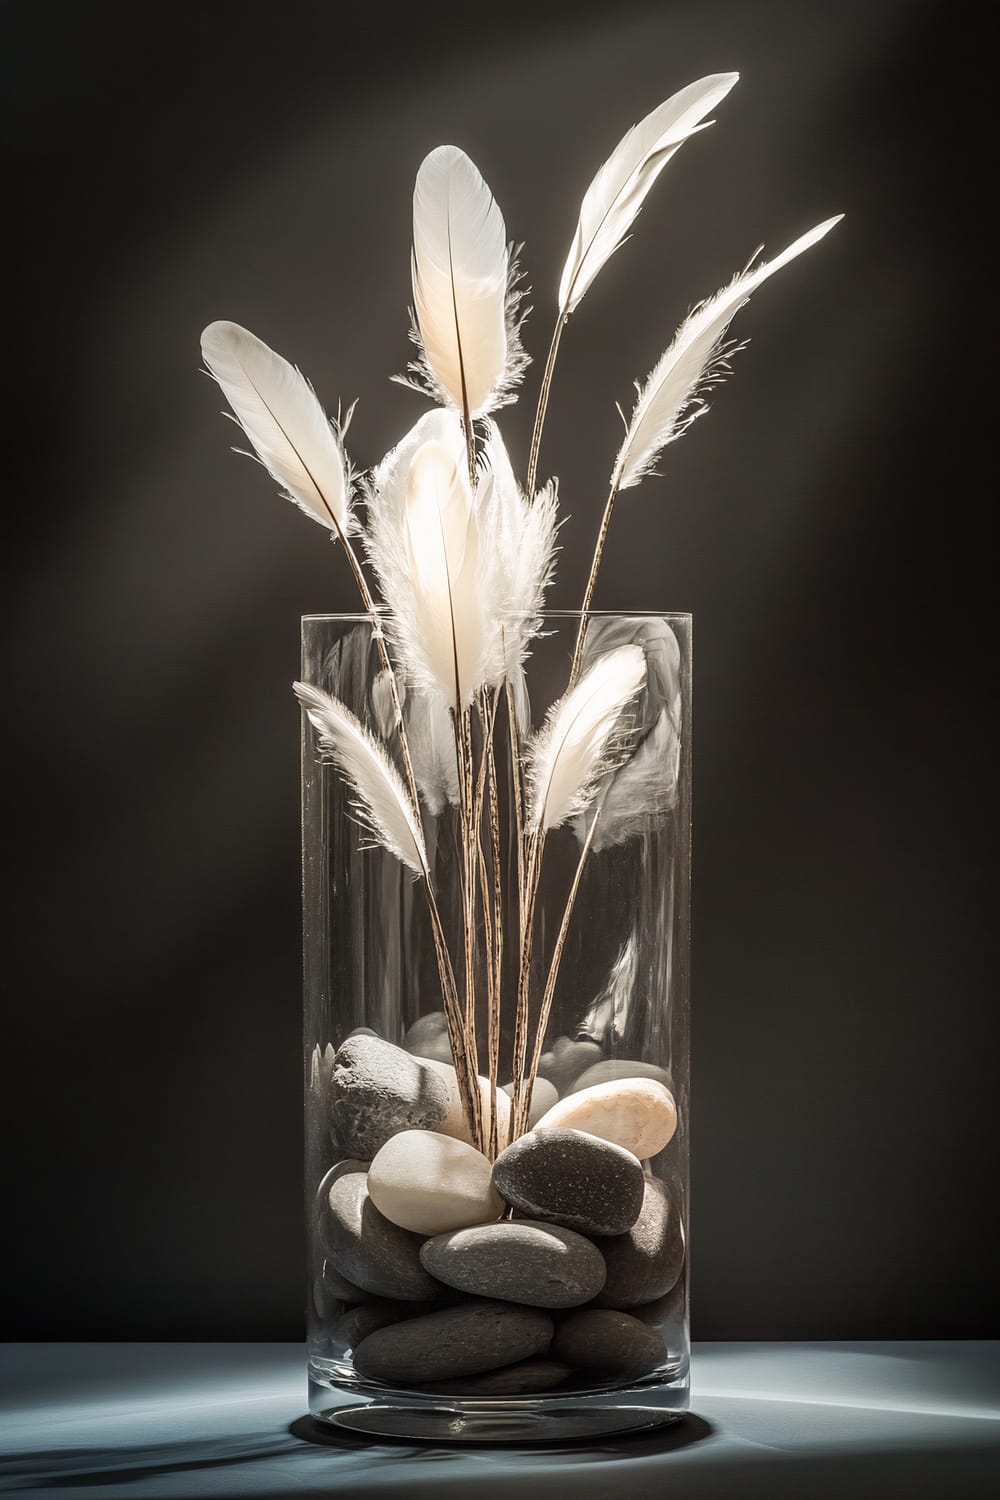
top-left (330, 1302), bottom-right (405, 1354)
top-left (416, 1358), bottom-right (571, 1395)
top-left (552, 1309), bottom-right (666, 1378)
top-left (353, 1299), bottom-right (554, 1383)
top-left (569, 1059), bottom-right (673, 1094)
top-left (321, 1164), bottom-right (441, 1301)
top-left (630, 1282), bottom-right (685, 1328)
top-left (312, 1257), bottom-right (364, 1318)
top-left (404, 1012), bottom-right (453, 1063)
top-left (592, 1176), bottom-right (685, 1309)
top-left (536, 1037), bottom-right (603, 1095)
top-left (420, 1219), bottom-right (606, 1308)
top-left (328, 1035), bottom-right (450, 1158)
top-left (492, 1128), bottom-right (644, 1236)
top-left (501, 1077), bottom-right (558, 1127)
top-left (346, 1026), bottom-right (378, 1039)
top-left (368, 1130), bottom-right (503, 1235)
top-left (421, 1058), bottom-right (512, 1148)
top-left (536, 1078), bottom-right (677, 1160)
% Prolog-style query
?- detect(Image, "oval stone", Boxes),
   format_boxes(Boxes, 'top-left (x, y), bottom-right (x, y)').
top-left (536, 1037), bottom-right (604, 1095)
top-left (420, 1219), bottom-right (606, 1308)
top-left (592, 1176), bottom-right (685, 1309)
top-left (535, 1078), bottom-right (677, 1159)
top-left (353, 1299), bottom-right (554, 1383)
top-left (501, 1076), bottom-right (558, 1127)
top-left (328, 1035), bottom-right (450, 1158)
top-left (403, 1011), bottom-right (453, 1063)
top-left (553, 1309), bottom-right (666, 1378)
top-left (421, 1058), bottom-right (512, 1148)
top-left (368, 1130), bottom-right (503, 1235)
top-left (492, 1128), bottom-right (644, 1236)
top-left (321, 1164), bottom-right (441, 1301)
top-left (417, 1358), bottom-right (572, 1395)
top-left (569, 1059), bottom-right (673, 1094)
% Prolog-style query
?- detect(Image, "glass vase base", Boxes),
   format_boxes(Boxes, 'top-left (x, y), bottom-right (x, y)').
top-left (309, 1363), bottom-right (689, 1442)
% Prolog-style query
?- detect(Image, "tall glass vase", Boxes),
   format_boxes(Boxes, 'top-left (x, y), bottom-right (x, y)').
top-left (303, 611), bottom-right (691, 1440)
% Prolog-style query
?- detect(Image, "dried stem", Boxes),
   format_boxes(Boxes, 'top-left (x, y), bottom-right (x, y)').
top-left (483, 697), bottom-right (505, 1161)
top-left (526, 314), bottom-right (566, 498)
top-left (510, 827), bottom-right (545, 1143)
top-left (568, 477), bottom-right (620, 689)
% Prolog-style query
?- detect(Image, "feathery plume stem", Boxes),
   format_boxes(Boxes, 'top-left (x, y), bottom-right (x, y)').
top-left (525, 315), bottom-right (566, 500)
top-left (568, 478), bottom-right (621, 687)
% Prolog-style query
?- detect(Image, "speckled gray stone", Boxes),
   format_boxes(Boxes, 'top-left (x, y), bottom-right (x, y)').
top-left (330, 1303), bottom-right (406, 1355)
top-left (403, 1011), bottom-right (453, 1063)
top-left (592, 1176), bottom-right (685, 1309)
top-left (321, 1164), bottom-right (441, 1301)
top-left (420, 1219), bottom-right (606, 1308)
top-left (536, 1037), bottom-right (603, 1095)
top-left (492, 1127), bottom-right (644, 1236)
top-left (568, 1059), bottom-right (673, 1095)
top-left (417, 1358), bottom-right (572, 1395)
top-left (328, 1035), bottom-right (450, 1158)
top-left (552, 1309), bottom-right (666, 1378)
top-left (353, 1299), bottom-right (554, 1383)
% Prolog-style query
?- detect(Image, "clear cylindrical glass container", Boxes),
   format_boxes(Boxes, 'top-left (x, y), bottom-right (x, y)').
top-left (303, 612), bottom-right (691, 1441)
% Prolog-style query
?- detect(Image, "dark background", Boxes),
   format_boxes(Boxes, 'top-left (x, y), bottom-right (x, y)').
top-left (6, 0), bottom-right (995, 1341)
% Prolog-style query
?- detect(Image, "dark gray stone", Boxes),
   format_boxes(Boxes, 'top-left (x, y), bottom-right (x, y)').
top-left (568, 1059), bottom-right (673, 1094)
top-left (328, 1034), bottom-right (450, 1157)
top-left (592, 1176), bottom-right (685, 1309)
top-left (330, 1303), bottom-right (404, 1354)
top-left (312, 1257), bottom-right (364, 1318)
top-left (417, 1358), bottom-right (572, 1395)
top-left (552, 1309), bottom-right (666, 1378)
top-left (403, 1011), bottom-right (453, 1063)
top-left (353, 1299), bottom-right (554, 1383)
top-left (536, 1037), bottom-right (603, 1095)
top-left (492, 1127), bottom-right (644, 1236)
top-left (420, 1219), bottom-right (606, 1309)
top-left (321, 1164), bottom-right (441, 1301)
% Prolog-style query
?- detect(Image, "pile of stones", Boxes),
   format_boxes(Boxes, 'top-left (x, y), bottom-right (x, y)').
top-left (312, 1022), bottom-right (684, 1393)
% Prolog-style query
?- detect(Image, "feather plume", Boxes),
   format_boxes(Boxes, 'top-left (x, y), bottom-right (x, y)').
top-left (402, 145), bottom-right (528, 418)
top-left (614, 215), bottom-right (843, 491)
top-left (201, 321), bottom-right (354, 536)
top-left (559, 74), bottom-right (739, 318)
top-left (527, 644), bottom-right (646, 832)
top-left (367, 435), bottom-right (499, 711)
top-left (293, 683), bottom-right (427, 875)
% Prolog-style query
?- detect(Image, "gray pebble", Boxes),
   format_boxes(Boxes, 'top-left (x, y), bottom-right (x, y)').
top-left (330, 1303), bottom-right (404, 1355)
top-left (312, 1257), bottom-right (364, 1318)
top-left (592, 1176), bottom-right (685, 1308)
top-left (537, 1037), bottom-right (603, 1094)
top-left (329, 1035), bottom-right (450, 1157)
top-left (569, 1059), bottom-right (673, 1095)
top-left (321, 1164), bottom-right (441, 1301)
top-left (553, 1309), bottom-right (666, 1378)
top-left (354, 1299), bottom-right (554, 1383)
top-left (403, 1011), bottom-right (453, 1063)
top-left (420, 1219), bottom-right (606, 1309)
top-left (492, 1128), bottom-right (644, 1236)
top-left (417, 1358), bottom-right (571, 1395)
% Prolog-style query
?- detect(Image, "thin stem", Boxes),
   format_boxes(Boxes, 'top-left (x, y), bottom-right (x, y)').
top-left (504, 673), bottom-right (527, 946)
top-left (483, 696), bottom-right (504, 1162)
top-left (568, 476), bottom-right (621, 689)
top-left (510, 828), bottom-right (544, 1143)
top-left (525, 314), bottom-right (566, 498)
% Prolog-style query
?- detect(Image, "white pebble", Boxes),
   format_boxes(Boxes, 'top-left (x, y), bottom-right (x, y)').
top-left (420, 1058), bottom-right (513, 1147)
top-left (368, 1130), bottom-right (503, 1235)
top-left (534, 1078), bottom-right (677, 1159)
top-left (501, 1077), bottom-right (559, 1127)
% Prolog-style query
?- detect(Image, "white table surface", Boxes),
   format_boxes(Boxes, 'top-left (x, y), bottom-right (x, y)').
top-left (1, 1342), bottom-right (998, 1498)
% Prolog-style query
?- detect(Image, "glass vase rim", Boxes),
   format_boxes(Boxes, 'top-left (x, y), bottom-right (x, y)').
top-left (302, 609), bottom-right (693, 623)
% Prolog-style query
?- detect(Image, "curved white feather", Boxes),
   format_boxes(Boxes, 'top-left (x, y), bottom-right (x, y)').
top-left (558, 74), bottom-right (739, 317)
top-left (294, 683), bottom-right (427, 875)
top-left (527, 644), bottom-right (646, 832)
top-left (615, 216), bottom-right (843, 491)
top-left (409, 146), bottom-right (526, 417)
top-left (201, 321), bottom-right (353, 535)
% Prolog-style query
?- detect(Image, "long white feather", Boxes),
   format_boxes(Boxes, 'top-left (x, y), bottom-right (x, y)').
top-left (527, 644), bottom-right (646, 833)
top-left (201, 321), bottom-right (354, 536)
top-left (481, 421), bottom-right (559, 686)
top-left (293, 683), bottom-right (427, 875)
top-left (614, 215), bottom-right (843, 491)
top-left (405, 145), bottom-right (527, 418)
top-left (559, 73), bottom-right (739, 317)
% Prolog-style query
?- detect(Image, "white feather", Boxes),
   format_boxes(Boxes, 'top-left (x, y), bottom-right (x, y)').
top-left (559, 74), bottom-right (739, 317)
top-left (481, 422), bottom-right (559, 687)
top-left (527, 644), bottom-right (646, 833)
top-left (584, 707), bottom-right (681, 852)
top-left (614, 215), bottom-right (843, 491)
top-left (405, 145), bottom-right (527, 418)
top-left (294, 683), bottom-right (427, 875)
top-left (201, 321), bottom-right (354, 535)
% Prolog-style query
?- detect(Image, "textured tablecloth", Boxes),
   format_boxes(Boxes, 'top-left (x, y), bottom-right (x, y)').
top-left (2, 1342), bottom-right (998, 1498)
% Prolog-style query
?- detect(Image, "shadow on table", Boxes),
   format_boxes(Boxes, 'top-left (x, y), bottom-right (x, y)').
top-left (290, 1409), bottom-right (714, 1456)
